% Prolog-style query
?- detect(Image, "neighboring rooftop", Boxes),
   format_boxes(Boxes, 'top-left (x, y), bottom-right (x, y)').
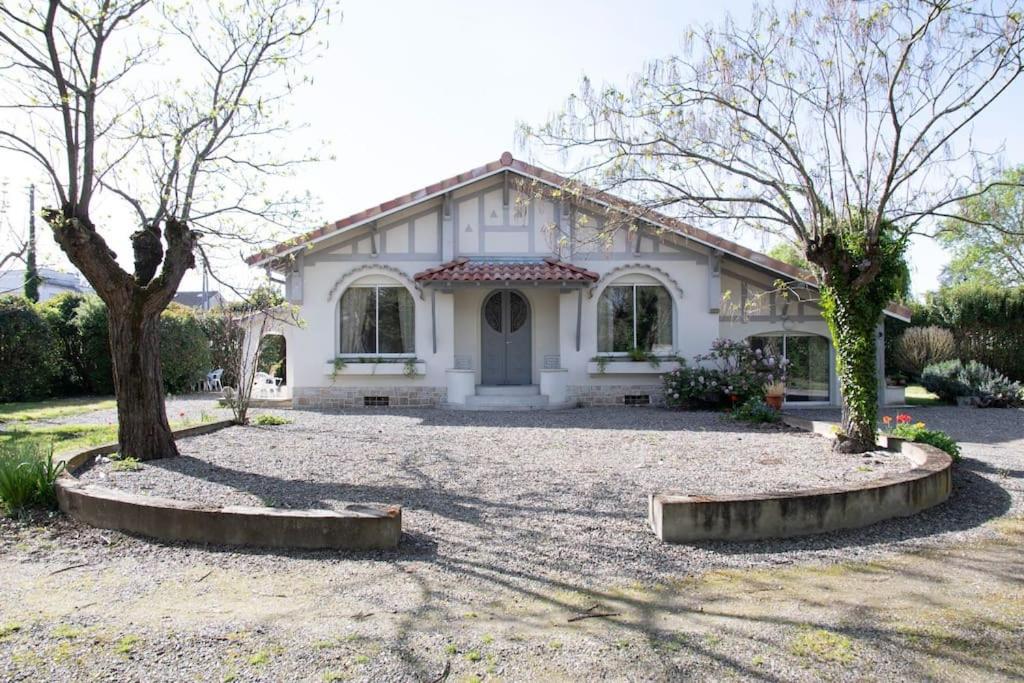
top-left (0, 267), bottom-right (94, 300)
top-left (172, 290), bottom-right (224, 309)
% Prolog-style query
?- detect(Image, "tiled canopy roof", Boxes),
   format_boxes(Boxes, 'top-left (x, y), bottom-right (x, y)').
top-left (414, 257), bottom-right (599, 284)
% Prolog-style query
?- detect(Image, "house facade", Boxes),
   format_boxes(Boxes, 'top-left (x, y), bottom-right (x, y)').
top-left (247, 153), bottom-right (910, 410)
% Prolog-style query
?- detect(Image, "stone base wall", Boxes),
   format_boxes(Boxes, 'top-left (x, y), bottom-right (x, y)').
top-left (568, 384), bottom-right (665, 407)
top-left (293, 386), bottom-right (446, 409)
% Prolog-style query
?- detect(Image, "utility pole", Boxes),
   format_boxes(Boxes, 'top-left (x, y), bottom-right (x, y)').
top-left (201, 252), bottom-right (210, 310)
top-left (24, 184), bottom-right (38, 302)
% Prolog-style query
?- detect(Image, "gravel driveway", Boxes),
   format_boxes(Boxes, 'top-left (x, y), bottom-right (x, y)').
top-left (2, 404), bottom-right (1021, 681)
top-left (79, 409), bottom-right (908, 580)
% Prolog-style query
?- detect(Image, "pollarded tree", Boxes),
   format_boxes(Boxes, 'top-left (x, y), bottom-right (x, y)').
top-left (0, 1), bottom-right (331, 459)
top-left (524, 0), bottom-right (1024, 452)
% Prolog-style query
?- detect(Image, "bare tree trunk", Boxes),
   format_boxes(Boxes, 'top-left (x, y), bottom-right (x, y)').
top-left (106, 292), bottom-right (178, 461)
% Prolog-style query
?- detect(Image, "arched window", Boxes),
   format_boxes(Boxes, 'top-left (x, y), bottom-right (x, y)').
top-left (340, 285), bottom-right (415, 355)
top-left (597, 283), bottom-right (672, 353)
top-left (749, 333), bottom-right (830, 402)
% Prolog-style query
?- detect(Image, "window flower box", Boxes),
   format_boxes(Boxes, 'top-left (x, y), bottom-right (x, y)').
top-left (586, 360), bottom-right (682, 375)
top-left (325, 359), bottom-right (426, 377)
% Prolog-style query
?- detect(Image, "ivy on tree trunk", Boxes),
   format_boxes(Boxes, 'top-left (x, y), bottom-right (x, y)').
top-left (820, 284), bottom-right (882, 453)
top-left (810, 220), bottom-right (909, 454)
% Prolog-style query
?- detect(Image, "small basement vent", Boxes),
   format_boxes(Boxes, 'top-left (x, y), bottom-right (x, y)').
top-left (363, 396), bottom-right (390, 407)
top-left (624, 394), bottom-right (651, 406)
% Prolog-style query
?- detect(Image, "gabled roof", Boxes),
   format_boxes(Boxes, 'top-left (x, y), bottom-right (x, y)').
top-left (414, 257), bottom-right (599, 284)
top-left (247, 152), bottom-right (911, 321)
top-left (172, 290), bottom-right (223, 308)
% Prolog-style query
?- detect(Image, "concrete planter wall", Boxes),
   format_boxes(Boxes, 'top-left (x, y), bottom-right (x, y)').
top-left (445, 369), bottom-right (476, 405)
top-left (885, 385), bottom-right (907, 405)
top-left (649, 414), bottom-right (953, 543)
top-left (540, 368), bottom-right (569, 404)
top-left (56, 421), bottom-right (402, 551)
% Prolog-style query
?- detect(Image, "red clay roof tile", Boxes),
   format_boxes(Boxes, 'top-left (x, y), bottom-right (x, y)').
top-left (414, 257), bottom-right (599, 284)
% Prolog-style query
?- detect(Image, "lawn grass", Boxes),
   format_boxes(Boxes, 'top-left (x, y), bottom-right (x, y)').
top-left (0, 419), bottom-right (215, 456)
top-left (0, 423), bottom-right (119, 454)
top-left (905, 385), bottom-right (944, 407)
top-left (0, 396), bottom-right (116, 423)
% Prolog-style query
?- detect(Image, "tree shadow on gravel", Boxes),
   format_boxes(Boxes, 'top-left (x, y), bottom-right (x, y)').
top-left (127, 448), bottom-right (1014, 574)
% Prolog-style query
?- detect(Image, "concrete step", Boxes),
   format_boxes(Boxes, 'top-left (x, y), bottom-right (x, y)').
top-left (464, 393), bottom-right (550, 410)
top-left (475, 384), bottom-right (540, 396)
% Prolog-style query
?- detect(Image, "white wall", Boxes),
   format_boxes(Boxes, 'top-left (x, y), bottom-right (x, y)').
top-left (290, 258), bottom-right (453, 390)
top-left (281, 172), bottom-right (845, 400)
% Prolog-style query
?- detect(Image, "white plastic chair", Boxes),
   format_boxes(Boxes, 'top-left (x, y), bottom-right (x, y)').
top-left (253, 371), bottom-right (281, 397)
top-left (205, 369), bottom-right (224, 392)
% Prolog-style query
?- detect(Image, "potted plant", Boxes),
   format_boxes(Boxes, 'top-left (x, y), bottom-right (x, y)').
top-left (763, 381), bottom-right (785, 410)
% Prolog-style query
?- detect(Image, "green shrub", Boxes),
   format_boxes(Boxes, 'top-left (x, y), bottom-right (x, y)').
top-left (74, 296), bottom-right (213, 395)
top-left (39, 292), bottom-right (91, 395)
top-left (74, 295), bottom-right (115, 395)
top-left (258, 334), bottom-right (286, 382)
top-left (921, 359), bottom-right (1022, 407)
top-left (730, 397), bottom-right (780, 424)
top-left (920, 359), bottom-right (964, 402)
top-left (0, 441), bottom-right (65, 513)
top-left (199, 308), bottom-right (242, 388)
top-left (0, 296), bottom-right (57, 402)
top-left (915, 284), bottom-right (1024, 381)
top-left (889, 421), bottom-right (962, 461)
top-left (159, 304), bottom-right (212, 393)
top-left (111, 456), bottom-right (141, 472)
top-left (252, 414), bottom-right (291, 426)
top-left (664, 339), bottom-right (787, 409)
top-left (893, 326), bottom-right (956, 378)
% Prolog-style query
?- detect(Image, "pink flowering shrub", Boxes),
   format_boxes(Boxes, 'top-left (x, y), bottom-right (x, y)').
top-left (663, 338), bottom-right (788, 409)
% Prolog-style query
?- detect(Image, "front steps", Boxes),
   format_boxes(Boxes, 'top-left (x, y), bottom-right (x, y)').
top-left (446, 384), bottom-right (574, 411)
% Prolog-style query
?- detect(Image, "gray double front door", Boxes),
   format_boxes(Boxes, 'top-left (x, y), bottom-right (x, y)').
top-left (481, 290), bottom-right (531, 386)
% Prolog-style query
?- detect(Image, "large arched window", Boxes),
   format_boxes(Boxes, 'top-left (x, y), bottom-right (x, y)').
top-left (340, 286), bottom-right (415, 355)
top-left (749, 334), bottom-right (830, 402)
top-left (597, 284), bottom-right (673, 353)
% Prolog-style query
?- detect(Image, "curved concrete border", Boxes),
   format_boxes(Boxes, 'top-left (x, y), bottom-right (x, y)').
top-left (649, 414), bottom-right (953, 543)
top-left (55, 420), bottom-right (402, 550)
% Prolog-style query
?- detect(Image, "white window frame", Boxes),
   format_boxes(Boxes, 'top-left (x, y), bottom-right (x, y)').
top-left (338, 285), bottom-right (415, 358)
top-left (598, 284), bottom-right (674, 355)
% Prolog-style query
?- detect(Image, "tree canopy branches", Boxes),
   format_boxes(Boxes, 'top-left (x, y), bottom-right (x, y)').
top-left (523, 0), bottom-right (1024, 274)
top-left (0, 0), bottom-right (331, 296)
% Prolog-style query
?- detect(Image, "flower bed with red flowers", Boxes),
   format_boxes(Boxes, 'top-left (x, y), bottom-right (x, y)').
top-left (881, 412), bottom-right (961, 460)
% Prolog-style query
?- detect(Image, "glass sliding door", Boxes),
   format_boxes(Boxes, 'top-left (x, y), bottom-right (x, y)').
top-left (749, 334), bottom-right (831, 403)
top-left (784, 335), bottom-right (830, 402)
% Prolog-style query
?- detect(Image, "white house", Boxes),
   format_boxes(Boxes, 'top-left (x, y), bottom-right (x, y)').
top-left (246, 153), bottom-right (910, 410)
top-left (0, 267), bottom-right (93, 302)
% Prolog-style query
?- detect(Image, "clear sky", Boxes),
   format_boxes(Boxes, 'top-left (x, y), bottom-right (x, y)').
top-left (3, 0), bottom-right (1023, 297)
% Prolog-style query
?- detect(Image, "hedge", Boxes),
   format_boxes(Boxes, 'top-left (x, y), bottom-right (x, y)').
top-left (913, 284), bottom-right (1024, 381)
top-left (0, 295), bottom-right (213, 403)
top-left (0, 296), bottom-right (58, 401)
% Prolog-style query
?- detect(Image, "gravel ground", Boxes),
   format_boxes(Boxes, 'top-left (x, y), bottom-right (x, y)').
top-left (81, 408), bottom-right (906, 508)
top-left (1, 404), bottom-right (1022, 681)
